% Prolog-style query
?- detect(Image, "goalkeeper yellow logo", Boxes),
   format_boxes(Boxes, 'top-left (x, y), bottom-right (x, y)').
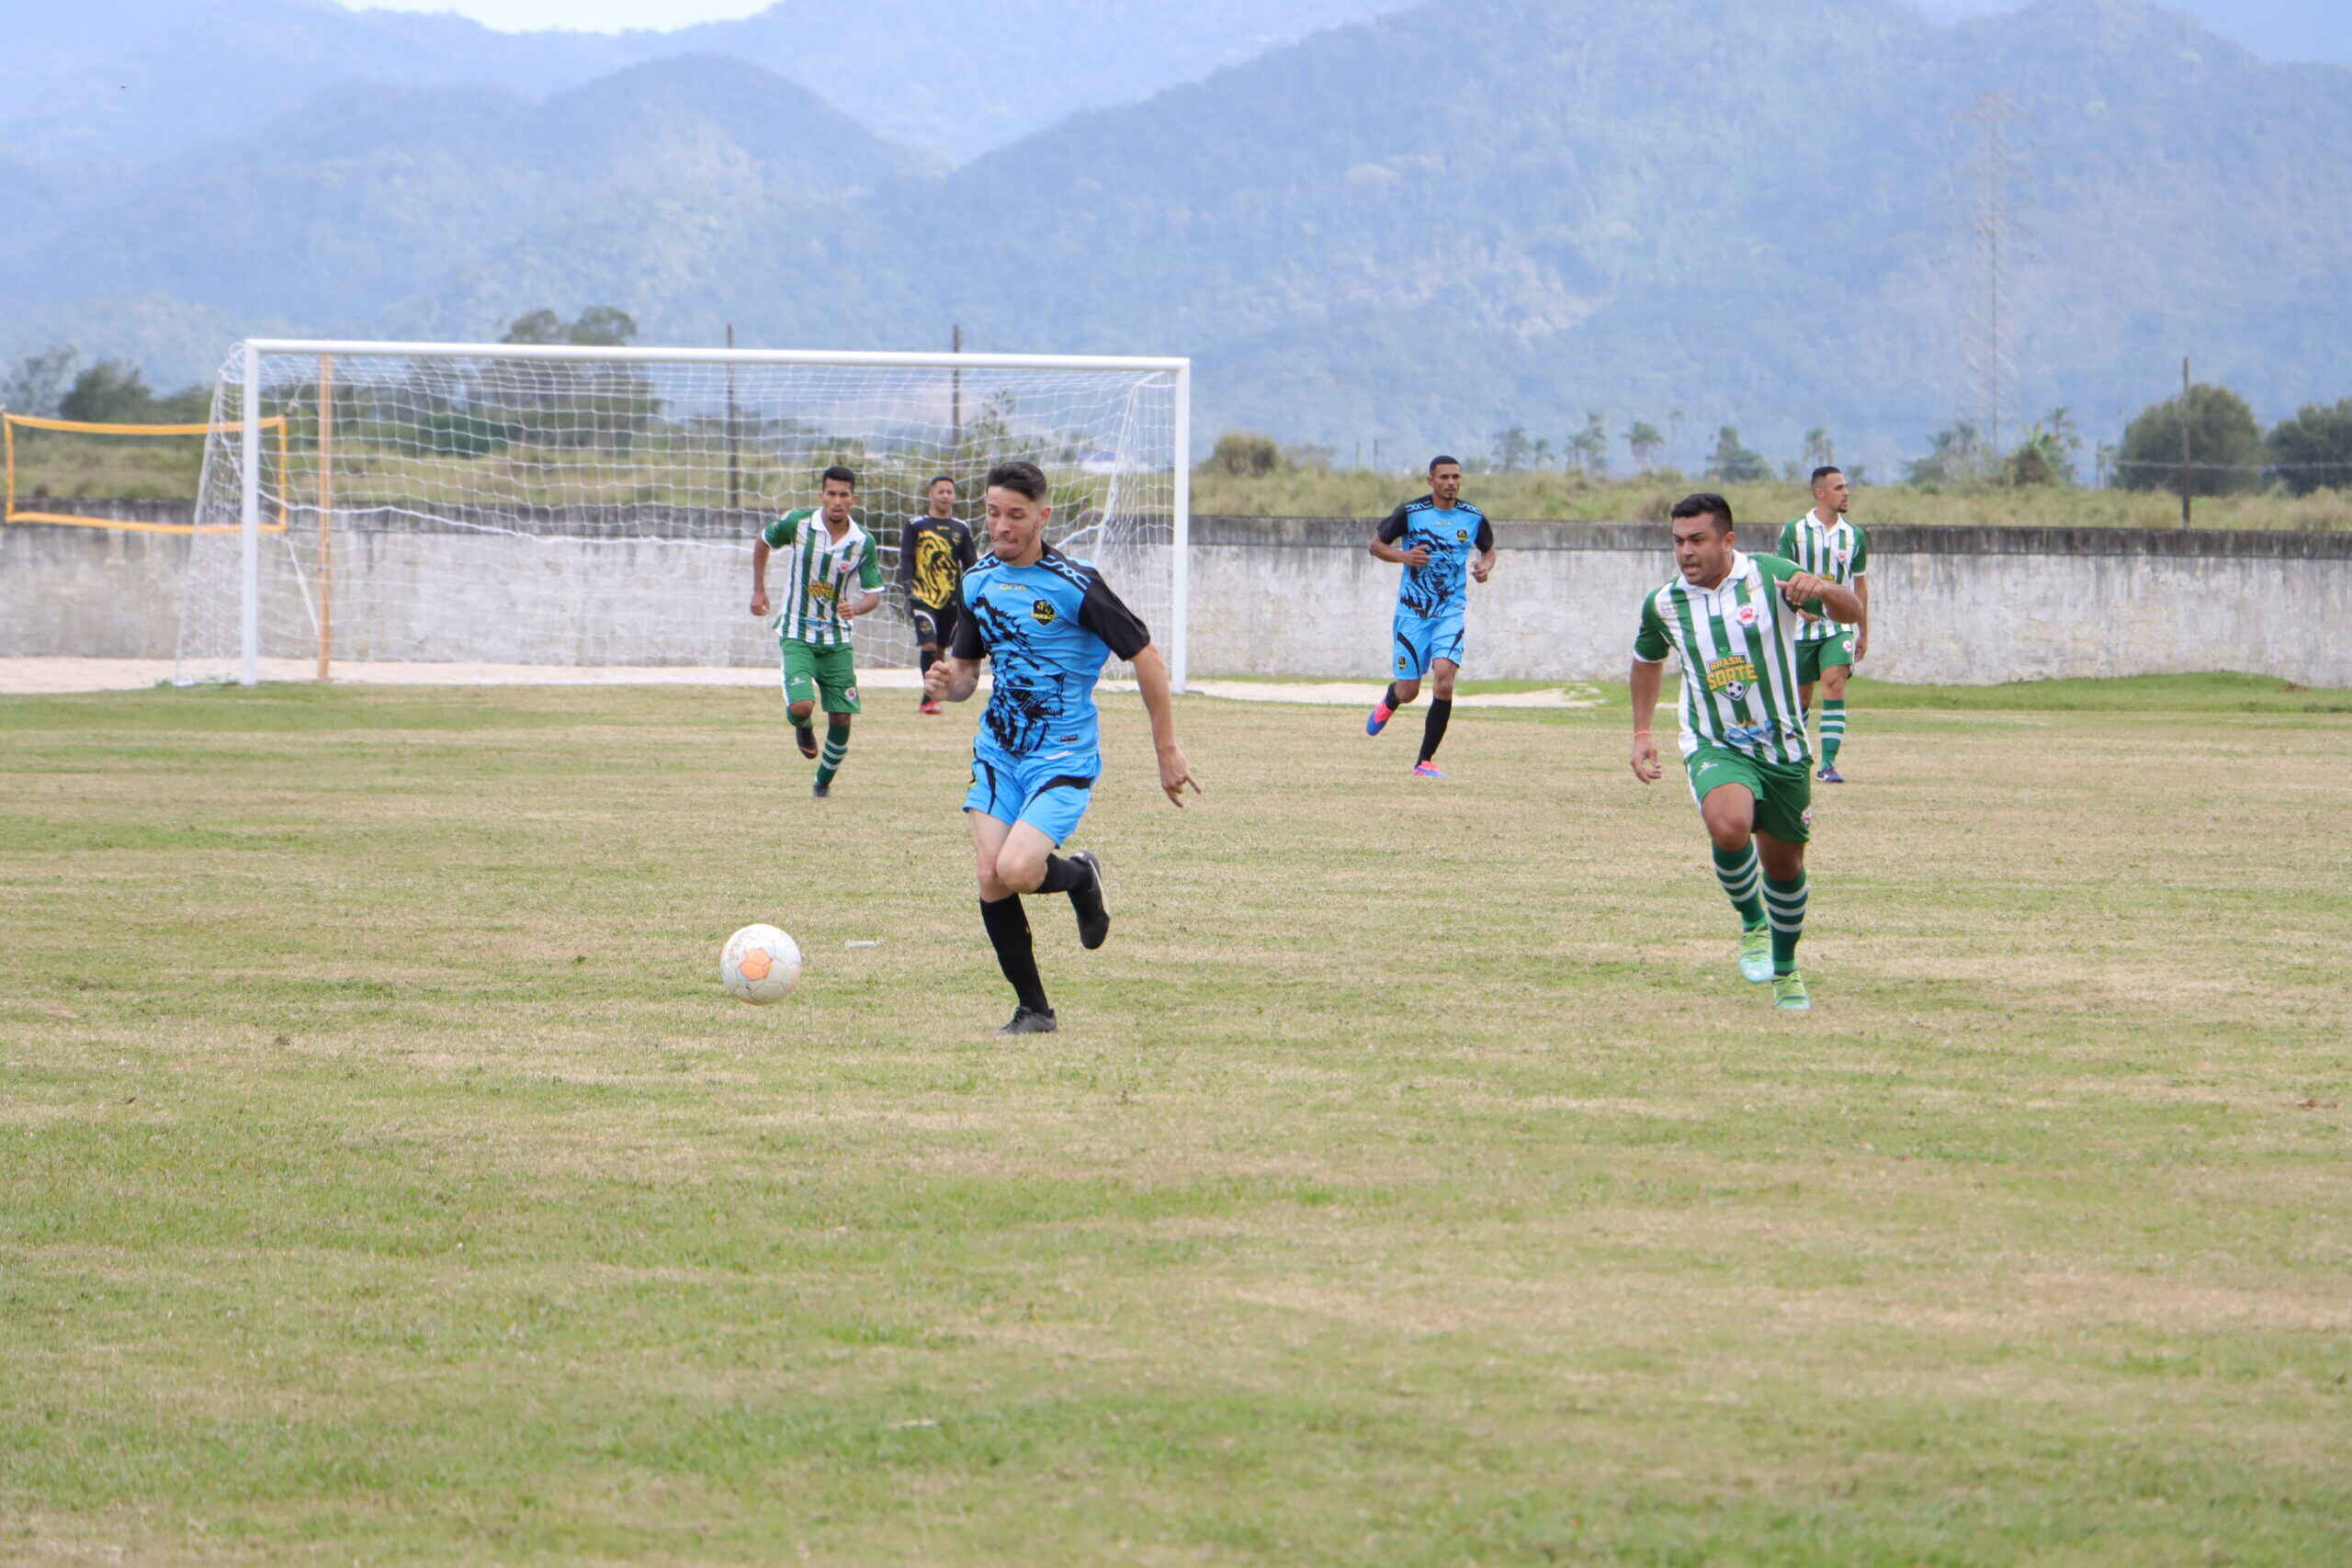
top-left (913, 534), bottom-right (959, 607)
top-left (1705, 654), bottom-right (1756, 701)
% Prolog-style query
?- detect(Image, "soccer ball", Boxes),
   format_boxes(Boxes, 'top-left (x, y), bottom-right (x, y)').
top-left (720, 923), bottom-right (802, 1006)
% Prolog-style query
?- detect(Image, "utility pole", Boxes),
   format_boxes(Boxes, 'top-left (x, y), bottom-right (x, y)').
top-left (1962, 92), bottom-right (2019, 478)
top-left (951, 323), bottom-right (963, 457)
top-left (2179, 355), bottom-right (2192, 529)
top-left (725, 321), bottom-right (741, 514)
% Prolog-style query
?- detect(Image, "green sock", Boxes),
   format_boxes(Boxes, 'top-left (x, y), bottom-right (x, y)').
top-left (1712, 843), bottom-right (1765, 929)
top-left (815, 718), bottom-right (851, 787)
top-left (1763, 873), bottom-right (1809, 976)
top-left (1820, 699), bottom-right (1847, 765)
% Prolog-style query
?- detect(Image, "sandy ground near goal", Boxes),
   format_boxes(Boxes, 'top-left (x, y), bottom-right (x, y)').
top-left (0, 658), bottom-right (1603, 706)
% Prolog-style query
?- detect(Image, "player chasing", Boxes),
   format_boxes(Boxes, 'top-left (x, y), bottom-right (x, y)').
top-left (924, 459), bottom-right (1200, 1036)
top-left (750, 465), bottom-right (883, 798)
top-left (1363, 456), bottom-right (1495, 777)
top-left (900, 475), bottom-right (978, 715)
top-left (1629, 493), bottom-right (1863, 1011)
top-left (1776, 466), bottom-right (1871, 783)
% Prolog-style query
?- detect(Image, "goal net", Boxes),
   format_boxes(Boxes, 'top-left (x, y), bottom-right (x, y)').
top-left (175, 341), bottom-right (1189, 688)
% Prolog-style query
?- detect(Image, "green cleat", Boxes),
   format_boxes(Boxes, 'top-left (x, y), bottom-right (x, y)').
top-left (1738, 924), bottom-right (1772, 983)
top-left (1772, 972), bottom-right (1812, 1011)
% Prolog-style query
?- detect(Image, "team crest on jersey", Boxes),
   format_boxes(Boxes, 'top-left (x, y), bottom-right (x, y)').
top-left (1734, 601), bottom-right (1759, 627)
top-left (1031, 598), bottom-right (1058, 626)
top-left (1705, 654), bottom-right (1756, 701)
top-left (1454, 528), bottom-right (1468, 542)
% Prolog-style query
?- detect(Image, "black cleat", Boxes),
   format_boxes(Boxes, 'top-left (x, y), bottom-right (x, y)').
top-left (795, 724), bottom-right (819, 760)
top-left (1067, 850), bottom-right (1110, 950)
top-left (994, 1006), bottom-right (1057, 1035)
top-left (812, 781), bottom-right (831, 799)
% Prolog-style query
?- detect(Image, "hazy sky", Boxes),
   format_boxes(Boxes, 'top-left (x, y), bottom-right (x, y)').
top-left (345, 0), bottom-right (770, 29)
top-left (341, 0), bottom-right (2350, 62)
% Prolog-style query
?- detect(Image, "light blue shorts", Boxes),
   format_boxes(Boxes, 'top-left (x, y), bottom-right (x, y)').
top-left (964, 745), bottom-right (1098, 846)
top-left (1391, 611), bottom-right (1465, 678)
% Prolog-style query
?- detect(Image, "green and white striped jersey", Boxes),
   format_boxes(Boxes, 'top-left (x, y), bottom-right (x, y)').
top-left (1633, 551), bottom-right (1827, 767)
top-left (761, 509), bottom-right (884, 647)
top-left (1773, 512), bottom-right (1869, 643)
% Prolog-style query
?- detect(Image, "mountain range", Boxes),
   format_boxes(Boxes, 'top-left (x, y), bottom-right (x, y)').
top-left (4, 0), bottom-right (2350, 474)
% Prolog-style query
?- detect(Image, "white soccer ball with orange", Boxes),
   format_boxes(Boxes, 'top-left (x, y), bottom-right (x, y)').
top-left (720, 923), bottom-right (802, 1005)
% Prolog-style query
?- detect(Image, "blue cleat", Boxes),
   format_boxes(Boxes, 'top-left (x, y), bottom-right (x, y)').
top-left (1815, 763), bottom-right (1845, 784)
top-left (1366, 705), bottom-right (1391, 736)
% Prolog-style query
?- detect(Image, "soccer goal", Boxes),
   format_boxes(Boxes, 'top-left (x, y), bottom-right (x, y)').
top-left (175, 340), bottom-right (1191, 689)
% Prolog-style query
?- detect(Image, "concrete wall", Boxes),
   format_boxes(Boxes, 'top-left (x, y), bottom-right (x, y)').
top-left (1190, 517), bottom-right (2352, 686)
top-left (7, 504), bottom-right (2350, 685)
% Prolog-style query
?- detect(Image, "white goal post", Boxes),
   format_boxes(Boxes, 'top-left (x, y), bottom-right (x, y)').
top-left (178, 339), bottom-right (1191, 691)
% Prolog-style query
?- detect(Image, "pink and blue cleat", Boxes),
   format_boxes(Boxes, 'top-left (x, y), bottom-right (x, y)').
top-left (1411, 761), bottom-right (1447, 779)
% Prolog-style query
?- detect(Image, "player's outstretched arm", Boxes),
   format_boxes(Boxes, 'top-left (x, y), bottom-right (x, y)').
top-left (1128, 644), bottom-right (1200, 807)
top-left (749, 537), bottom-right (772, 617)
top-left (926, 655), bottom-right (981, 704)
top-left (1628, 659), bottom-right (1666, 783)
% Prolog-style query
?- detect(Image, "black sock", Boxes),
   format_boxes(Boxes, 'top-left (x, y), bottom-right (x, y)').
top-left (1419, 697), bottom-right (1453, 762)
top-left (918, 648), bottom-right (937, 692)
top-left (1037, 854), bottom-right (1090, 895)
top-left (979, 896), bottom-right (1049, 1013)
top-left (1382, 681), bottom-right (1404, 710)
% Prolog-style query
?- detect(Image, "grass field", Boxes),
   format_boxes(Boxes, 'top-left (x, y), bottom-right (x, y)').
top-left (5, 677), bottom-right (2349, 1565)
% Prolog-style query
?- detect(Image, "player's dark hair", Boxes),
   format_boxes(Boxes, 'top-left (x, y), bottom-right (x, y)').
top-left (1810, 465), bottom-right (1843, 487)
top-left (927, 474), bottom-right (956, 491)
top-left (820, 465), bottom-right (856, 491)
top-left (986, 459), bottom-right (1049, 503)
top-left (1669, 492), bottom-right (1734, 534)
top-left (1429, 454), bottom-right (1461, 473)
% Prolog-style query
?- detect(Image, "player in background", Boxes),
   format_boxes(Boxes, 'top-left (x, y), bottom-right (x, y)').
top-left (1775, 467), bottom-right (1871, 783)
top-left (1629, 493), bottom-right (1862, 1011)
top-left (900, 475), bottom-right (978, 715)
top-left (924, 459), bottom-right (1200, 1035)
top-left (749, 465), bottom-right (883, 798)
top-left (1363, 455), bottom-right (1496, 777)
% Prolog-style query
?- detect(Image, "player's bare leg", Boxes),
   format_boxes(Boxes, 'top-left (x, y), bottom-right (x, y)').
top-left (1701, 783), bottom-right (1772, 983)
top-left (990, 820), bottom-right (1109, 950)
top-left (1414, 658), bottom-right (1459, 776)
top-left (786, 697), bottom-right (820, 761)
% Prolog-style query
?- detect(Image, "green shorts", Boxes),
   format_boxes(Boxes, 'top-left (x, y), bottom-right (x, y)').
top-left (1684, 745), bottom-right (1813, 844)
top-left (780, 637), bottom-right (861, 714)
top-left (1794, 633), bottom-right (1853, 684)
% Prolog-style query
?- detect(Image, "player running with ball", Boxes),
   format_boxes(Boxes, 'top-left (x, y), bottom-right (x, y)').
top-left (924, 459), bottom-right (1200, 1035)
top-left (1628, 494), bottom-right (1863, 1011)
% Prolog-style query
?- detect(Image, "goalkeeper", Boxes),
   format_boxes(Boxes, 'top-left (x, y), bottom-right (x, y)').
top-left (750, 466), bottom-right (884, 798)
top-left (899, 475), bottom-right (978, 714)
